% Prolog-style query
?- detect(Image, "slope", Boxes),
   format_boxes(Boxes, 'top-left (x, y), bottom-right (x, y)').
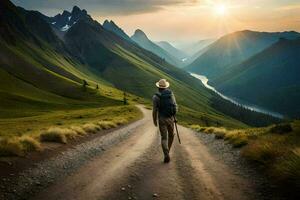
top-left (131, 29), bottom-right (183, 67)
top-left (0, 0), bottom-right (127, 118)
top-left (156, 41), bottom-right (187, 61)
top-left (186, 30), bottom-right (300, 79)
top-left (211, 38), bottom-right (300, 118)
top-left (62, 13), bottom-right (247, 127)
top-left (103, 20), bottom-right (132, 42)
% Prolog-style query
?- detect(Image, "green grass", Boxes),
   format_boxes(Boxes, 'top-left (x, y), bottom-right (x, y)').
top-left (191, 121), bottom-right (300, 196)
top-left (0, 105), bottom-right (142, 156)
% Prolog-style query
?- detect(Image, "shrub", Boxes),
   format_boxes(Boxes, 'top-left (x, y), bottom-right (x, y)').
top-left (0, 137), bottom-right (24, 156)
top-left (231, 135), bottom-right (248, 148)
top-left (40, 127), bottom-right (68, 144)
top-left (242, 140), bottom-right (285, 164)
top-left (190, 125), bottom-right (201, 132)
top-left (114, 119), bottom-right (128, 126)
top-left (70, 126), bottom-right (87, 136)
top-left (270, 123), bottom-right (293, 134)
top-left (83, 123), bottom-right (101, 133)
top-left (97, 121), bottom-right (117, 130)
top-left (214, 131), bottom-right (225, 139)
top-left (200, 127), bottom-right (207, 132)
top-left (19, 136), bottom-right (41, 152)
top-left (204, 127), bottom-right (215, 134)
top-left (272, 149), bottom-right (300, 190)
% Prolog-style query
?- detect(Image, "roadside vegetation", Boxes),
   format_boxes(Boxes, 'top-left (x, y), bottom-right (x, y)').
top-left (0, 105), bottom-right (142, 157)
top-left (191, 121), bottom-right (300, 197)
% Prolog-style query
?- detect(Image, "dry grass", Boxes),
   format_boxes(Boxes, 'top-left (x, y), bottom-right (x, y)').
top-left (0, 117), bottom-right (132, 157)
top-left (97, 121), bottom-right (117, 130)
top-left (82, 123), bottom-right (101, 133)
top-left (0, 137), bottom-right (24, 156)
top-left (0, 136), bottom-right (41, 156)
top-left (70, 126), bottom-right (86, 136)
top-left (19, 136), bottom-right (41, 152)
top-left (0, 105), bottom-right (142, 157)
top-left (40, 127), bottom-right (68, 144)
top-left (191, 121), bottom-right (300, 196)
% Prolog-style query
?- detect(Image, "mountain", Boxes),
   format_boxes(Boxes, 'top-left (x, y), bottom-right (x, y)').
top-left (103, 20), bottom-right (132, 42)
top-left (211, 38), bottom-right (300, 118)
top-left (178, 39), bottom-right (215, 57)
top-left (156, 41), bottom-right (187, 61)
top-left (186, 30), bottom-right (300, 79)
top-left (0, 0), bottom-right (249, 127)
top-left (44, 6), bottom-right (90, 32)
top-left (2, 0), bottom-right (278, 127)
top-left (0, 0), bottom-right (122, 118)
top-left (131, 29), bottom-right (182, 67)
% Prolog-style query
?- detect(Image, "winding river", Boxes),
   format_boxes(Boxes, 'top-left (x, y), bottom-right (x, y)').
top-left (190, 73), bottom-right (284, 119)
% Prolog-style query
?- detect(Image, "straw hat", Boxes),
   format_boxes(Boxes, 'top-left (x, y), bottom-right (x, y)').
top-left (156, 79), bottom-right (170, 88)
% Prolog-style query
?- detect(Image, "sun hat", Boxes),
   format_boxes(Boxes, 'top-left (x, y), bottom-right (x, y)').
top-left (156, 79), bottom-right (170, 88)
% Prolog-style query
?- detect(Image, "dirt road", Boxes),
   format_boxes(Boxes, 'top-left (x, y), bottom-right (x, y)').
top-left (4, 106), bottom-right (267, 200)
top-left (24, 105), bottom-right (264, 200)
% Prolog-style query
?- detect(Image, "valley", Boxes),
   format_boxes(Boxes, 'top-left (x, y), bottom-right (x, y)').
top-left (1, 0), bottom-right (300, 199)
top-left (190, 73), bottom-right (284, 118)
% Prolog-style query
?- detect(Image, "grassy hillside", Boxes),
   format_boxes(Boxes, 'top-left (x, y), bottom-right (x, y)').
top-left (131, 29), bottom-right (182, 67)
top-left (186, 30), bottom-right (300, 79)
top-left (156, 41), bottom-right (187, 61)
top-left (211, 38), bottom-right (300, 118)
top-left (63, 16), bottom-right (249, 127)
top-left (191, 121), bottom-right (300, 198)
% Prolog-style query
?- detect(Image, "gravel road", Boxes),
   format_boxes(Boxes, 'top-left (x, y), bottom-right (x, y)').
top-left (1, 105), bottom-right (277, 200)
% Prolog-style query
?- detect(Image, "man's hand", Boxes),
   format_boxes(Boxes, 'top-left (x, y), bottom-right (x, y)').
top-left (173, 117), bottom-right (178, 123)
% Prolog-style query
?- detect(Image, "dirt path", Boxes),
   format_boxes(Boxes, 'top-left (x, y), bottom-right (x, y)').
top-left (24, 105), bottom-right (264, 200)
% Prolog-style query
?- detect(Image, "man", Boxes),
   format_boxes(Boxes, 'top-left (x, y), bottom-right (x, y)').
top-left (152, 79), bottom-right (178, 163)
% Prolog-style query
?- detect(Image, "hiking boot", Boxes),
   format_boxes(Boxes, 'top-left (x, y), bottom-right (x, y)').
top-left (164, 154), bottom-right (170, 163)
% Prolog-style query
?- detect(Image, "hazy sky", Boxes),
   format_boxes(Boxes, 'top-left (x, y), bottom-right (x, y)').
top-left (11, 0), bottom-right (300, 44)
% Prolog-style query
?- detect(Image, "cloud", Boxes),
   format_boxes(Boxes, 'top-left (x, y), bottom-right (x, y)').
top-left (11, 0), bottom-right (198, 16)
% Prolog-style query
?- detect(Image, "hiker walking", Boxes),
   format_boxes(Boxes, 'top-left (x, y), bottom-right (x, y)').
top-left (152, 79), bottom-right (178, 163)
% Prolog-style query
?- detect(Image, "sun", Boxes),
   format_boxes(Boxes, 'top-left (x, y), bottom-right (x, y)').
top-left (214, 4), bottom-right (227, 16)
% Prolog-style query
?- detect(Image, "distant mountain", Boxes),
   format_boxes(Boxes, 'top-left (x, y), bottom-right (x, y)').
top-left (1, 0), bottom-right (270, 127)
top-left (103, 20), bottom-right (132, 42)
top-left (156, 41), bottom-right (187, 61)
top-left (211, 38), bottom-right (300, 118)
top-left (44, 6), bottom-right (91, 33)
top-left (131, 29), bottom-right (182, 67)
top-left (186, 30), bottom-right (300, 79)
top-left (178, 39), bottom-right (215, 57)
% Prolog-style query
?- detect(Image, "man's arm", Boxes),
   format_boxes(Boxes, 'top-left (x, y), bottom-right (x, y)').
top-left (172, 93), bottom-right (178, 113)
top-left (152, 95), bottom-right (159, 126)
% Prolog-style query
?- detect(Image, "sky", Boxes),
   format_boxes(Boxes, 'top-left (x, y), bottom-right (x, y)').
top-left (11, 0), bottom-right (300, 45)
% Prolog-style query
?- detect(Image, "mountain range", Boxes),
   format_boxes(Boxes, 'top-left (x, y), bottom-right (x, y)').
top-left (185, 30), bottom-right (300, 118)
top-left (210, 38), bottom-right (300, 118)
top-left (131, 29), bottom-right (183, 67)
top-left (103, 20), bottom-right (132, 42)
top-left (186, 30), bottom-right (300, 79)
top-left (156, 41), bottom-right (187, 61)
top-left (0, 0), bottom-right (253, 127)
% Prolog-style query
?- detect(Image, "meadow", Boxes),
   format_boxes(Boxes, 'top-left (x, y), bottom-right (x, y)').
top-left (0, 105), bottom-right (142, 156)
top-left (191, 121), bottom-right (300, 195)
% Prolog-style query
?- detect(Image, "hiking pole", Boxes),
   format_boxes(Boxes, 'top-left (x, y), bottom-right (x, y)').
top-left (173, 116), bottom-right (181, 144)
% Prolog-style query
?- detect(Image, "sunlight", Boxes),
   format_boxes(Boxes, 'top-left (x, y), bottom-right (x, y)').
top-left (214, 4), bottom-right (227, 16)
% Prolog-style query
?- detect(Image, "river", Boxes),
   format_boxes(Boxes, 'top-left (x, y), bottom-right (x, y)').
top-left (190, 73), bottom-right (284, 119)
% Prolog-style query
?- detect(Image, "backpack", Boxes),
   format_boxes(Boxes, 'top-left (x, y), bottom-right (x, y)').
top-left (156, 89), bottom-right (177, 117)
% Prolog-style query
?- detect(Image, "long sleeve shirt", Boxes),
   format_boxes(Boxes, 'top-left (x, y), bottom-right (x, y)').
top-left (152, 91), bottom-right (178, 125)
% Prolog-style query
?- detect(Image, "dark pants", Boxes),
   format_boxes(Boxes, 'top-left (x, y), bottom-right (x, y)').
top-left (159, 117), bottom-right (174, 156)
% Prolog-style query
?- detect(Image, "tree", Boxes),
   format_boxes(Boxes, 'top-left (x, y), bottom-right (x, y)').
top-left (123, 92), bottom-right (128, 105)
top-left (83, 80), bottom-right (88, 91)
